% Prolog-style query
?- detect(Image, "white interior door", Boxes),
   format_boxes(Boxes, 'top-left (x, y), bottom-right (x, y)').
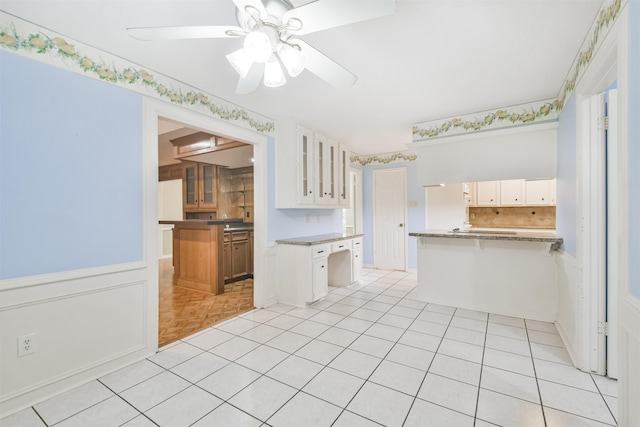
top-left (606, 88), bottom-right (618, 379)
top-left (373, 168), bottom-right (406, 270)
top-left (581, 92), bottom-right (608, 375)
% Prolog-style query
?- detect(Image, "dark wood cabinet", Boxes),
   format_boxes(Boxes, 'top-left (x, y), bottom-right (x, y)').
top-left (182, 161), bottom-right (218, 214)
top-left (223, 230), bottom-right (253, 282)
top-left (158, 163), bottom-right (183, 181)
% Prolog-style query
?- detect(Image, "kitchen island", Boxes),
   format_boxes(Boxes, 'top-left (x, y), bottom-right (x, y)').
top-left (409, 230), bottom-right (562, 321)
top-left (160, 220), bottom-right (226, 294)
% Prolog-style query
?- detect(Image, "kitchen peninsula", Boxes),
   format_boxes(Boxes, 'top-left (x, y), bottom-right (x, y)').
top-left (409, 230), bottom-right (562, 321)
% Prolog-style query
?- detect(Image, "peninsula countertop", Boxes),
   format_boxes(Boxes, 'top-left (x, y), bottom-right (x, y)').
top-left (409, 229), bottom-right (562, 245)
top-left (276, 233), bottom-right (363, 246)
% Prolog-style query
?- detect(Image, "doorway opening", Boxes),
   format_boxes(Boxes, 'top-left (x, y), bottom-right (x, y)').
top-left (156, 117), bottom-right (256, 346)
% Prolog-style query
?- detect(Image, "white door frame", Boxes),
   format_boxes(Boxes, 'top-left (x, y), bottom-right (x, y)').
top-left (143, 99), bottom-right (270, 316)
top-left (579, 93), bottom-right (607, 375)
top-left (350, 168), bottom-right (363, 235)
top-left (372, 167), bottom-right (407, 270)
top-left (574, 5), bottom-right (638, 424)
top-left (606, 88), bottom-right (619, 379)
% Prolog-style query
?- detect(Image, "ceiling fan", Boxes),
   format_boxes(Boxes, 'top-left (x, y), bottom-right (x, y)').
top-left (128, 0), bottom-right (396, 94)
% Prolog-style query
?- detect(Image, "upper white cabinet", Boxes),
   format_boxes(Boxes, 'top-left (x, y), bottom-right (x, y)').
top-left (525, 178), bottom-right (556, 206)
top-left (471, 179), bottom-right (556, 207)
top-left (476, 181), bottom-right (499, 206)
top-left (297, 126), bottom-right (315, 205)
top-left (276, 120), bottom-right (351, 209)
top-left (500, 179), bottom-right (524, 206)
top-left (315, 134), bottom-right (338, 205)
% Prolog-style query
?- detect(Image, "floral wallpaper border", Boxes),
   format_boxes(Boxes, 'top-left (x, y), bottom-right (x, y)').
top-left (351, 151), bottom-right (418, 166)
top-left (413, 0), bottom-right (625, 142)
top-left (0, 13), bottom-right (275, 135)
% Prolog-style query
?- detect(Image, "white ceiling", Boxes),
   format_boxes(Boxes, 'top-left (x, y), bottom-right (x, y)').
top-left (2, 0), bottom-right (603, 155)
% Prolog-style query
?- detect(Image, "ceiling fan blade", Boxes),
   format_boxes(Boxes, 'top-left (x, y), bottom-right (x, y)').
top-left (282, 0), bottom-right (396, 35)
top-left (127, 25), bottom-right (243, 40)
top-left (294, 40), bottom-right (357, 89)
top-left (233, 0), bottom-right (267, 19)
top-left (236, 62), bottom-right (265, 94)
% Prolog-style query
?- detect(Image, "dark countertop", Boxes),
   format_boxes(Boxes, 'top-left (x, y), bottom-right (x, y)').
top-left (159, 219), bottom-right (253, 232)
top-left (276, 233), bottom-right (363, 246)
top-left (409, 229), bottom-right (562, 246)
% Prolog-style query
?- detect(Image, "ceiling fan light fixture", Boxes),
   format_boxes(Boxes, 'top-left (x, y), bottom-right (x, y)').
top-left (243, 29), bottom-right (273, 63)
top-left (226, 48), bottom-right (254, 78)
top-left (263, 57), bottom-right (286, 87)
top-left (277, 43), bottom-right (306, 77)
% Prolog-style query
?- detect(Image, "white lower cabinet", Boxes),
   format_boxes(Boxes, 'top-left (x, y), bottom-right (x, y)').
top-left (311, 258), bottom-right (328, 301)
top-left (277, 236), bottom-right (362, 307)
top-left (352, 248), bottom-right (363, 282)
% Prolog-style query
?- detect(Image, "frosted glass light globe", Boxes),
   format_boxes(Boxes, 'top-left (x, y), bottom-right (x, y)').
top-left (244, 30), bottom-right (272, 63)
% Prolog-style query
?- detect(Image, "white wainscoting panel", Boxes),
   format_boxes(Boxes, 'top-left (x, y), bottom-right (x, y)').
top-left (0, 265), bottom-right (154, 417)
top-left (555, 250), bottom-right (580, 367)
top-left (619, 293), bottom-right (640, 426)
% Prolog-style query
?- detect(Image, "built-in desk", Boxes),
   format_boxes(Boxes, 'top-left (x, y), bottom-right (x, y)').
top-left (276, 233), bottom-right (363, 307)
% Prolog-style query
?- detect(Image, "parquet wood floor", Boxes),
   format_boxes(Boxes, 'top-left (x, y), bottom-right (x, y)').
top-left (158, 258), bottom-right (254, 347)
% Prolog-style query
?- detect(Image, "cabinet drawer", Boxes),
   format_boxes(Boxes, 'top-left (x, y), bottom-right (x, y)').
top-left (312, 244), bottom-right (330, 258)
top-left (231, 231), bottom-right (249, 241)
top-left (352, 238), bottom-right (363, 249)
top-left (331, 240), bottom-right (351, 253)
top-left (224, 233), bottom-right (230, 243)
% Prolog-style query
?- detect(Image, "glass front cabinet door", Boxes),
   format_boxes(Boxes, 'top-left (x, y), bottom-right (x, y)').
top-left (297, 126), bottom-right (315, 205)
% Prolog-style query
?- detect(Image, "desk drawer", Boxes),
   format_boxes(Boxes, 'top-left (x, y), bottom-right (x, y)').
top-left (352, 238), bottom-right (363, 249)
top-left (312, 244), bottom-right (330, 258)
top-left (331, 240), bottom-right (351, 253)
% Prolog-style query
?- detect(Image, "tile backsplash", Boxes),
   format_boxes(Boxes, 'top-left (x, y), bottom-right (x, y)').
top-left (469, 206), bottom-right (556, 229)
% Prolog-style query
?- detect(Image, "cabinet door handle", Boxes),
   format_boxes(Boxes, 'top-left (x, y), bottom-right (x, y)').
top-left (317, 250), bottom-right (325, 254)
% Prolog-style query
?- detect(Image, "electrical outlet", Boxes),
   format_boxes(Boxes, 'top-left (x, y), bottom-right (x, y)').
top-left (18, 333), bottom-right (36, 357)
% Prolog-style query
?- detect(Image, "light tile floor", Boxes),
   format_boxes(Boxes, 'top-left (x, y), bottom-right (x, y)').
top-left (2, 268), bottom-right (618, 427)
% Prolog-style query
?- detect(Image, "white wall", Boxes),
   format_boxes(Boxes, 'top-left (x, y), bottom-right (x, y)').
top-left (411, 122), bottom-right (558, 186)
top-left (425, 184), bottom-right (466, 230)
top-left (0, 52), bottom-right (157, 417)
top-left (158, 180), bottom-right (182, 221)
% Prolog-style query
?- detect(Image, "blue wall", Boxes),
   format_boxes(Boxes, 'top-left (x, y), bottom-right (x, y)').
top-left (629, 0), bottom-right (640, 297)
top-left (362, 161), bottom-right (425, 270)
top-left (267, 138), bottom-right (342, 242)
top-left (556, 94), bottom-right (577, 256)
top-left (0, 52), bottom-right (143, 279)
